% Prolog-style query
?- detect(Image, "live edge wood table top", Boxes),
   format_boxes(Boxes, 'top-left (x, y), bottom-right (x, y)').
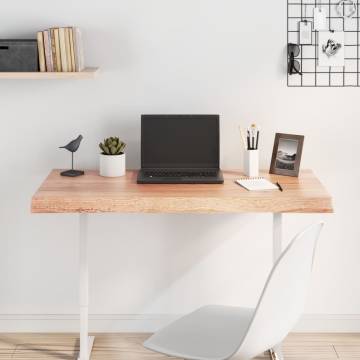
top-left (31, 169), bottom-right (333, 214)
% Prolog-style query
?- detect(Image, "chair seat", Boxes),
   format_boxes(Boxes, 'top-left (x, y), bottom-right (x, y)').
top-left (144, 305), bottom-right (255, 360)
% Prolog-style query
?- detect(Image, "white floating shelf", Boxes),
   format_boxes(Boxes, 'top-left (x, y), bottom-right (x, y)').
top-left (0, 67), bottom-right (99, 79)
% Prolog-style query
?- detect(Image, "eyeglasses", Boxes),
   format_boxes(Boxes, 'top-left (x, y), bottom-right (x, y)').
top-left (288, 43), bottom-right (302, 76)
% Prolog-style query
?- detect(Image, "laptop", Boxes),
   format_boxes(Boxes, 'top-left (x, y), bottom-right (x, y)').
top-left (137, 115), bottom-right (224, 184)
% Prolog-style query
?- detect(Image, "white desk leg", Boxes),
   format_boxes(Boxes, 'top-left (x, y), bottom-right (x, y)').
top-left (78, 214), bottom-right (95, 360)
top-left (273, 213), bottom-right (283, 263)
top-left (270, 213), bottom-right (284, 360)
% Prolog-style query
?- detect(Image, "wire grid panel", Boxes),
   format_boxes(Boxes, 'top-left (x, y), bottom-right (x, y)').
top-left (287, 0), bottom-right (360, 87)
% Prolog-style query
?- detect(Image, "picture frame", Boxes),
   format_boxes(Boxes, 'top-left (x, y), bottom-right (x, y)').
top-left (270, 133), bottom-right (304, 177)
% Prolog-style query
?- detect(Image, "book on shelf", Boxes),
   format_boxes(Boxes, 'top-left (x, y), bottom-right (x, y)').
top-left (43, 30), bottom-right (53, 72)
top-left (49, 29), bottom-right (58, 72)
top-left (58, 27), bottom-right (68, 72)
top-left (36, 32), bottom-right (46, 72)
top-left (69, 28), bottom-right (75, 72)
top-left (36, 26), bottom-right (85, 72)
top-left (64, 27), bottom-right (71, 71)
top-left (73, 27), bottom-right (85, 72)
top-left (53, 28), bottom-right (62, 71)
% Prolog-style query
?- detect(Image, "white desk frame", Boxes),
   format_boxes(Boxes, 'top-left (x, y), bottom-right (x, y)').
top-left (32, 169), bottom-right (332, 360)
top-left (77, 212), bottom-right (284, 360)
top-left (79, 214), bottom-right (94, 360)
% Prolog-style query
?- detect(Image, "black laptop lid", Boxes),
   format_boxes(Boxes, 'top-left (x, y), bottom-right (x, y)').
top-left (141, 115), bottom-right (220, 169)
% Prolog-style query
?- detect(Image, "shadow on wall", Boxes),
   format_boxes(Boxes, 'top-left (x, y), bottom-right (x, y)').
top-left (85, 27), bottom-right (134, 70)
top-left (279, 45), bottom-right (287, 77)
top-left (90, 213), bottom-right (255, 311)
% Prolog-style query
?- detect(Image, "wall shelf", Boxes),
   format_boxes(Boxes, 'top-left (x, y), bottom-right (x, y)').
top-left (0, 67), bottom-right (99, 79)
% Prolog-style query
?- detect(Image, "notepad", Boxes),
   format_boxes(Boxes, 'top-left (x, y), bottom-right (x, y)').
top-left (236, 177), bottom-right (279, 191)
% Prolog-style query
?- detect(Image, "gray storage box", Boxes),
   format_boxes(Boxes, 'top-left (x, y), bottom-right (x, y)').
top-left (0, 39), bottom-right (38, 72)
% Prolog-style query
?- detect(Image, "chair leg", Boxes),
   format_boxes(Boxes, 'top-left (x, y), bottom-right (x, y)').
top-left (270, 344), bottom-right (284, 360)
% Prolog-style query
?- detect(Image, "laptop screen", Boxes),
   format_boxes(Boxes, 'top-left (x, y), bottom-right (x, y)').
top-left (141, 115), bottom-right (220, 169)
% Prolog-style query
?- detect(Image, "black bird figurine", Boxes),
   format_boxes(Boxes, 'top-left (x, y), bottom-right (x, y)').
top-left (59, 135), bottom-right (84, 177)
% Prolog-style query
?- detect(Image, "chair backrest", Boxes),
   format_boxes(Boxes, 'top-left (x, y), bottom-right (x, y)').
top-left (238, 223), bottom-right (324, 359)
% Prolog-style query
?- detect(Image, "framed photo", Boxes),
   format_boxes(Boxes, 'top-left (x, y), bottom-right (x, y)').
top-left (270, 133), bottom-right (304, 177)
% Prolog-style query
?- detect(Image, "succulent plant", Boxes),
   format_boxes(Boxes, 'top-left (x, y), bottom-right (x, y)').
top-left (99, 137), bottom-right (126, 155)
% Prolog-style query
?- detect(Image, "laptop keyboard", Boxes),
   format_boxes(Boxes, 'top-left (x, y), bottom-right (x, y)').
top-left (144, 170), bottom-right (218, 178)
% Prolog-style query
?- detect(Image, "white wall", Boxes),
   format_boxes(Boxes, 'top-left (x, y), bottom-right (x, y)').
top-left (1, 0), bottom-right (359, 332)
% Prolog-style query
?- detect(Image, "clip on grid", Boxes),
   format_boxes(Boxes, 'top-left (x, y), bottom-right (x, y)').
top-left (287, 0), bottom-right (360, 87)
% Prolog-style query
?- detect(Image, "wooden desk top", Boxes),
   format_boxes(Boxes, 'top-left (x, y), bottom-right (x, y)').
top-left (31, 170), bottom-right (333, 214)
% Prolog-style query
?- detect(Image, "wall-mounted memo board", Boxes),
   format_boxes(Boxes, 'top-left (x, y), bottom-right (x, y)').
top-left (287, 0), bottom-right (360, 87)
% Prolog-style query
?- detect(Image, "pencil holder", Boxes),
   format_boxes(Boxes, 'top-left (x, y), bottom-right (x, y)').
top-left (244, 149), bottom-right (259, 177)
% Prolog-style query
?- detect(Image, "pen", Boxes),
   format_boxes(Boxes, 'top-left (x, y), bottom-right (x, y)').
top-left (255, 130), bottom-right (259, 150)
top-left (247, 130), bottom-right (250, 150)
top-left (276, 182), bottom-right (283, 192)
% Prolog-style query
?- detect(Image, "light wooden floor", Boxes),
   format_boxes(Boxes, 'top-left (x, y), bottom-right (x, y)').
top-left (0, 333), bottom-right (359, 359)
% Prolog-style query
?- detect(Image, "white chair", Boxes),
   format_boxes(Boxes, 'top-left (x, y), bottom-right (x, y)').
top-left (144, 223), bottom-right (324, 360)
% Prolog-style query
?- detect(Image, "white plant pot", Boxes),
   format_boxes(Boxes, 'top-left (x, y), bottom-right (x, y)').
top-left (99, 153), bottom-right (126, 177)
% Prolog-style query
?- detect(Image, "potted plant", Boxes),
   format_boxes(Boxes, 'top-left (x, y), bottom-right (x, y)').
top-left (99, 137), bottom-right (126, 177)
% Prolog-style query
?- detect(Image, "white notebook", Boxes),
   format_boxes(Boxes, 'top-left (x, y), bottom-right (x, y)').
top-left (236, 177), bottom-right (279, 191)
